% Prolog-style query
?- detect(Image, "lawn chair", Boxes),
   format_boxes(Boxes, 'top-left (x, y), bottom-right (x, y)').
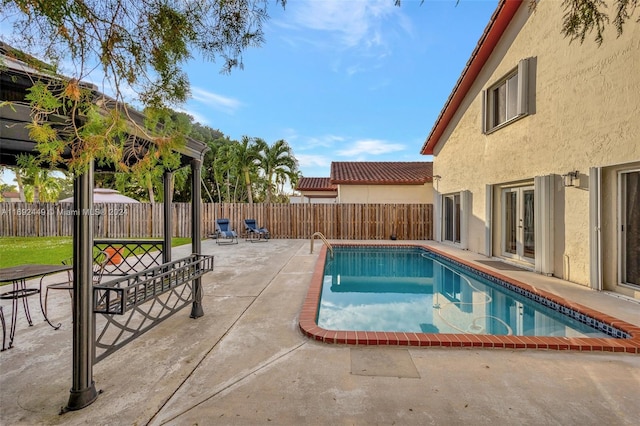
top-left (244, 219), bottom-right (270, 242)
top-left (43, 250), bottom-right (109, 320)
top-left (213, 218), bottom-right (238, 245)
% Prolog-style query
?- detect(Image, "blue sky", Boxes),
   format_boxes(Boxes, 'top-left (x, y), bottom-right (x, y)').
top-left (179, 0), bottom-right (498, 179)
top-left (1, 0), bottom-right (498, 185)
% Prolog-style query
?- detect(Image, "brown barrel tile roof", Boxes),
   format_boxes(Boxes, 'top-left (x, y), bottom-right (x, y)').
top-left (330, 162), bottom-right (433, 185)
top-left (295, 177), bottom-right (337, 191)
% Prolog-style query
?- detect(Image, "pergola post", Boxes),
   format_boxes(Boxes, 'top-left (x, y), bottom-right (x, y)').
top-left (190, 158), bottom-right (204, 318)
top-left (163, 170), bottom-right (173, 264)
top-left (66, 162), bottom-right (98, 411)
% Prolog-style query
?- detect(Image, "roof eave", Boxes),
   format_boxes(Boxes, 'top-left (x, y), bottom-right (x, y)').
top-left (331, 180), bottom-right (431, 185)
top-left (420, 0), bottom-right (524, 155)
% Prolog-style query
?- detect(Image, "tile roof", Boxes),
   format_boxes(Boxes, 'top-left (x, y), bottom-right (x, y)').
top-left (295, 177), bottom-right (337, 191)
top-left (330, 162), bottom-right (433, 185)
top-left (421, 0), bottom-right (523, 155)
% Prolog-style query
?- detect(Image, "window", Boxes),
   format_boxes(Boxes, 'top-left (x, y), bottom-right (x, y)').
top-left (483, 58), bottom-right (531, 133)
top-left (443, 193), bottom-right (461, 243)
top-left (619, 170), bottom-right (640, 287)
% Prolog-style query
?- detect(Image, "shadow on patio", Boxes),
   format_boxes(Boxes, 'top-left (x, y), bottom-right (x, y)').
top-left (1, 239), bottom-right (639, 425)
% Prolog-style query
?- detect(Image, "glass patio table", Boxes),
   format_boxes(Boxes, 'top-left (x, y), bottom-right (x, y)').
top-left (0, 264), bottom-right (72, 350)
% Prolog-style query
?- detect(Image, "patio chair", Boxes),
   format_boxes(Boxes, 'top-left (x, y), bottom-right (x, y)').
top-left (213, 218), bottom-right (238, 245)
top-left (244, 219), bottom-right (270, 242)
top-left (43, 250), bottom-right (109, 317)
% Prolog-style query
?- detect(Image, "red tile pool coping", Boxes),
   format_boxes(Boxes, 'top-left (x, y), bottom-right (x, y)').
top-left (299, 243), bottom-right (640, 353)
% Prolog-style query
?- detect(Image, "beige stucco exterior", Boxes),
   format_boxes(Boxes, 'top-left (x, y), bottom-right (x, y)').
top-left (430, 0), bottom-right (640, 299)
top-left (290, 192), bottom-right (337, 203)
top-left (338, 183), bottom-right (434, 204)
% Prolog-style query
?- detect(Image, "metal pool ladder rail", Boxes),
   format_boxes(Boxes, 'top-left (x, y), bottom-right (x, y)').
top-left (310, 232), bottom-right (334, 258)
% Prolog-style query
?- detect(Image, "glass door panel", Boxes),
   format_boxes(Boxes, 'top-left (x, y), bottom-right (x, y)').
top-left (504, 190), bottom-right (517, 255)
top-left (622, 171), bottom-right (640, 286)
top-left (523, 189), bottom-right (535, 259)
top-left (444, 196), bottom-right (453, 242)
top-left (502, 186), bottom-right (534, 262)
top-left (443, 194), bottom-right (461, 244)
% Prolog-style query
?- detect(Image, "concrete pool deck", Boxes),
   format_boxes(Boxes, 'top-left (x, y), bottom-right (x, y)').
top-left (1, 239), bottom-right (639, 425)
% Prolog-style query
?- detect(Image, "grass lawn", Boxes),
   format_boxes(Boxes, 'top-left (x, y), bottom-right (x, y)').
top-left (0, 237), bottom-right (192, 269)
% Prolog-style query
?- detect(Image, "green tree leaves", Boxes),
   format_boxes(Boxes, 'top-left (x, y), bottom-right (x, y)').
top-left (1, 0), bottom-right (285, 176)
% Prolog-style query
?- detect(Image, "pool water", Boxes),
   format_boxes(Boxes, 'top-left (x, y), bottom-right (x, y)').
top-left (317, 246), bottom-right (610, 338)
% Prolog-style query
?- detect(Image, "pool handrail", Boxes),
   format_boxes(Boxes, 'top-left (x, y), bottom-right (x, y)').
top-left (310, 232), bottom-right (333, 258)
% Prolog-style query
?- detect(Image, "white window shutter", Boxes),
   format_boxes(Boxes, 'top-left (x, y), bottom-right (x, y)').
top-left (485, 184), bottom-right (493, 257)
top-left (589, 167), bottom-right (602, 290)
top-left (481, 89), bottom-right (488, 133)
top-left (460, 190), bottom-right (471, 250)
top-left (434, 191), bottom-right (442, 242)
top-left (517, 58), bottom-right (529, 116)
top-left (534, 175), bottom-right (554, 275)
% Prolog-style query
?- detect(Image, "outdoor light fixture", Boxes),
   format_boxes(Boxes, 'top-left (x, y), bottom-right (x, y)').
top-left (432, 175), bottom-right (442, 191)
top-left (562, 170), bottom-right (580, 187)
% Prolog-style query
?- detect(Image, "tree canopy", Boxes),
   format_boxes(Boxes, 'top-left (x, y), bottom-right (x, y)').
top-left (0, 0), bottom-right (286, 175)
top-left (2, 0), bottom-right (285, 107)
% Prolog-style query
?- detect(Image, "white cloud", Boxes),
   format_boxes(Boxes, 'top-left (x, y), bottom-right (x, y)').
top-left (190, 87), bottom-right (242, 114)
top-left (346, 64), bottom-right (364, 76)
top-left (280, 127), bottom-right (300, 142)
top-left (175, 107), bottom-right (210, 126)
top-left (296, 154), bottom-right (332, 169)
top-left (336, 139), bottom-right (405, 157)
top-left (275, 0), bottom-right (410, 55)
top-left (299, 134), bottom-right (346, 149)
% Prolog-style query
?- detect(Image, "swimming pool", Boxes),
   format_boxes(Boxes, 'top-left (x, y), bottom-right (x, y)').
top-left (299, 244), bottom-right (640, 352)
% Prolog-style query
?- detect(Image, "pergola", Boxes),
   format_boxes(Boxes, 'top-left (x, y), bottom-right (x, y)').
top-left (0, 42), bottom-right (212, 410)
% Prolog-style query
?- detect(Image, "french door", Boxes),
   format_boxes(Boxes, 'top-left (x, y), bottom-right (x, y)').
top-left (443, 193), bottom-right (461, 243)
top-left (502, 186), bottom-right (535, 262)
top-left (620, 170), bottom-right (640, 287)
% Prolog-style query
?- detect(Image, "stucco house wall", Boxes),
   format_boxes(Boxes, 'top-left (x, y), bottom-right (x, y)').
top-left (338, 183), bottom-right (433, 204)
top-left (290, 194), bottom-right (337, 204)
top-left (429, 0), bottom-right (639, 298)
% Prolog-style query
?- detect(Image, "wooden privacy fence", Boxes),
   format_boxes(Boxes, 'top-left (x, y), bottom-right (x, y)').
top-left (0, 202), bottom-right (433, 240)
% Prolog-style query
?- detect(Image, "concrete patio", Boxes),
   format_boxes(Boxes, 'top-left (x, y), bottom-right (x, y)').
top-left (1, 239), bottom-right (639, 425)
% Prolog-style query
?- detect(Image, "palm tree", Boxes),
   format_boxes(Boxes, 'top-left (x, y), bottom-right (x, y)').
top-left (15, 154), bottom-right (66, 202)
top-left (234, 136), bottom-right (262, 204)
top-left (272, 169), bottom-right (302, 202)
top-left (213, 143), bottom-right (237, 202)
top-left (258, 139), bottom-right (298, 204)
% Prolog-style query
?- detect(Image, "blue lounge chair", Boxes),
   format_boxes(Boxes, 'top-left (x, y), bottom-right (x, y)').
top-left (244, 219), bottom-right (269, 242)
top-left (213, 218), bottom-right (238, 245)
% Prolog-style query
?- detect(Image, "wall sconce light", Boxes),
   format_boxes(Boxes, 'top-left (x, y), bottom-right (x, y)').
top-left (432, 175), bottom-right (441, 191)
top-left (562, 170), bottom-right (580, 187)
